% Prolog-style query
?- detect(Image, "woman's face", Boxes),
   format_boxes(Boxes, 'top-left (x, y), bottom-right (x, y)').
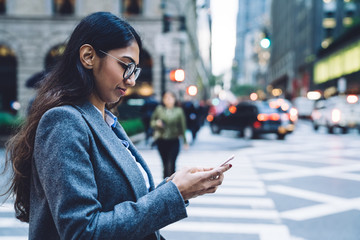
top-left (163, 92), bottom-right (176, 108)
top-left (90, 41), bottom-right (140, 109)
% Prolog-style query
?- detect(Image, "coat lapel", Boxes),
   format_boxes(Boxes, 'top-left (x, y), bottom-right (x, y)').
top-left (112, 125), bottom-right (156, 191)
top-left (74, 101), bottom-right (149, 199)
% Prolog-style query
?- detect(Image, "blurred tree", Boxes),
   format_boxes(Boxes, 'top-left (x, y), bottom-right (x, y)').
top-left (231, 84), bottom-right (261, 97)
top-left (209, 74), bottom-right (224, 87)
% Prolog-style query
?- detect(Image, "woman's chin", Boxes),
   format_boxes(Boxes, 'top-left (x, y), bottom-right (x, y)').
top-left (106, 97), bottom-right (122, 106)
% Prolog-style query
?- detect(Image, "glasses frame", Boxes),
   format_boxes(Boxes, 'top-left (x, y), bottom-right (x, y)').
top-left (99, 50), bottom-right (141, 80)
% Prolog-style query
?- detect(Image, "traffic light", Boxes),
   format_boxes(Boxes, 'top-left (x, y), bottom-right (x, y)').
top-left (260, 31), bottom-right (271, 49)
top-left (170, 69), bottom-right (185, 82)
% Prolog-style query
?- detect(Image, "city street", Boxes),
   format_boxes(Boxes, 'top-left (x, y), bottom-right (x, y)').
top-left (1, 120), bottom-right (360, 240)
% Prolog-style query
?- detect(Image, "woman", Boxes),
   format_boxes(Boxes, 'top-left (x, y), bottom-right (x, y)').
top-left (151, 91), bottom-right (188, 178)
top-left (3, 12), bottom-right (231, 240)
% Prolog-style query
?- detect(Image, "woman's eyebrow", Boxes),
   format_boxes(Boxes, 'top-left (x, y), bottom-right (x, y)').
top-left (121, 56), bottom-right (138, 65)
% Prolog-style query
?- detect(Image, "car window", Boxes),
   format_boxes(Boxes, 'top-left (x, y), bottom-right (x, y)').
top-left (258, 103), bottom-right (278, 113)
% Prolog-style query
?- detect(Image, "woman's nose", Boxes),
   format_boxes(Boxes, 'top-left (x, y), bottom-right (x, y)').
top-left (124, 76), bottom-right (136, 87)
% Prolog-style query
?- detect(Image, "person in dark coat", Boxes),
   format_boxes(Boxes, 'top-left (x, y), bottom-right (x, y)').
top-left (141, 94), bottom-right (158, 145)
top-left (182, 99), bottom-right (201, 144)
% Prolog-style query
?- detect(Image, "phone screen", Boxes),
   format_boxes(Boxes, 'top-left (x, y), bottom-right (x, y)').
top-left (220, 155), bottom-right (235, 167)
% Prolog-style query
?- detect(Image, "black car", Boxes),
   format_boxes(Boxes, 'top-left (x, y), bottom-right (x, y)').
top-left (207, 101), bottom-right (293, 140)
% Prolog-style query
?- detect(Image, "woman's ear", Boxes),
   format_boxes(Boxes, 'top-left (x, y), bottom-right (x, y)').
top-left (79, 44), bottom-right (96, 69)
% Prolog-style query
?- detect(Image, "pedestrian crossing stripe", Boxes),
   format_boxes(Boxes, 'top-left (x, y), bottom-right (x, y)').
top-left (190, 196), bottom-right (275, 208)
top-left (0, 203), bottom-right (13, 213)
top-left (187, 207), bottom-right (280, 219)
top-left (0, 237), bottom-right (28, 240)
top-left (163, 222), bottom-right (291, 240)
top-left (0, 218), bottom-right (28, 228)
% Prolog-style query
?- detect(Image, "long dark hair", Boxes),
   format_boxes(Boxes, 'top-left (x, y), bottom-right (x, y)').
top-left (2, 12), bottom-right (142, 222)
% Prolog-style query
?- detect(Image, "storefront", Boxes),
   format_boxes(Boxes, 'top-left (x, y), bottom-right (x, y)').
top-left (314, 26), bottom-right (360, 97)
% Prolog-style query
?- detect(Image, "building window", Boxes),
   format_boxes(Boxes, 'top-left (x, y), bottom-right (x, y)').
top-left (45, 44), bottom-right (66, 71)
top-left (0, 45), bottom-right (17, 113)
top-left (53, 0), bottom-right (75, 15)
top-left (0, 0), bottom-right (6, 14)
top-left (322, 18), bottom-right (336, 28)
top-left (122, 0), bottom-right (143, 15)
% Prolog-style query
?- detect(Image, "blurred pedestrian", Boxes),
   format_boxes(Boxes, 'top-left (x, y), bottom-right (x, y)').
top-left (141, 94), bottom-right (158, 145)
top-left (198, 99), bottom-right (210, 126)
top-left (151, 91), bottom-right (189, 178)
top-left (25, 71), bottom-right (45, 114)
top-left (25, 48), bottom-right (62, 114)
top-left (2, 12), bottom-right (232, 240)
top-left (181, 98), bottom-right (200, 144)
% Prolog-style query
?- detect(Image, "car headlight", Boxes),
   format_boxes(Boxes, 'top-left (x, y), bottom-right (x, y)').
top-left (331, 109), bottom-right (341, 123)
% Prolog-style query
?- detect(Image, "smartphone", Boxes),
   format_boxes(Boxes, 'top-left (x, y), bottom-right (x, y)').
top-left (220, 155), bottom-right (235, 167)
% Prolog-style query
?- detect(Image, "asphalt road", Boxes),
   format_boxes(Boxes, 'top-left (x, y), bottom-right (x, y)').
top-left (1, 120), bottom-right (360, 240)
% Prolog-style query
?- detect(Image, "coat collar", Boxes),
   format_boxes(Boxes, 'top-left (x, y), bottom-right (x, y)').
top-left (73, 101), bottom-right (155, 198)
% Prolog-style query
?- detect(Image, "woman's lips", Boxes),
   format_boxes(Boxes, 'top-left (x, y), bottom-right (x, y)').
top-left (116, 87), bottom-right (126, 95)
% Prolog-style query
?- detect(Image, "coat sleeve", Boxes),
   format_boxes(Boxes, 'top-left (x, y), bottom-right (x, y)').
top-left (33, 107), bottom-right (187, 240)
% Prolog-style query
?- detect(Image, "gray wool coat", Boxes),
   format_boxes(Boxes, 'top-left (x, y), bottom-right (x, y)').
top-left (29, 101), bottom-right (187, 240)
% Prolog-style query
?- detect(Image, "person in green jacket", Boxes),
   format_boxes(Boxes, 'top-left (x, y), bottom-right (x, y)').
top-left (151, 91), bottom-right (189, 178)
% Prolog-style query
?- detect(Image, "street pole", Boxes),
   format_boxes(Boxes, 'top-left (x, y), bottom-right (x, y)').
top-left (161, 55), bottom-right (166, 96)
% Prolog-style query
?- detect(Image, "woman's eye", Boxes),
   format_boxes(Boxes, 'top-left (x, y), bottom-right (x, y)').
top-left (118, 62), bottom-right (127, 68)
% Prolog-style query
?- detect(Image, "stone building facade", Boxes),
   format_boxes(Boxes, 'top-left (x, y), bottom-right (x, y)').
top-left (0, 0), bottom-right (209, 117)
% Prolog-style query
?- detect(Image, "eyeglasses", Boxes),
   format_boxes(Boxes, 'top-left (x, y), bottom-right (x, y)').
top-left (99, 50), bottom-right (141, 81)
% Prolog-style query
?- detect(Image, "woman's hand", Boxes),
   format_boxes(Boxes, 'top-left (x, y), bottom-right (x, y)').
top-left (183, 143), bottom-right (189, 150)
top-left (155, 119), bottom-right (164, 128)
top-left (170, 164), bottom-right (232, 201)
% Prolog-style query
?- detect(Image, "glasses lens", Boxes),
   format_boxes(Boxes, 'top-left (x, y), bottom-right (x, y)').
top-left (134, 68), bottom-right (141, 80)
top-left (124, 63), bottom-right (135, 79)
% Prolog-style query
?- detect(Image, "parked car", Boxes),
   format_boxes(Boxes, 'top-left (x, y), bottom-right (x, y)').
top-left (207, 101), bottom-right (294, 140)
top-left (293, 96), bottom-right (315, 119)
top-left (267, 98), bottom-right (298, 132)
top-left (311, 95), bottom-right (360, 134)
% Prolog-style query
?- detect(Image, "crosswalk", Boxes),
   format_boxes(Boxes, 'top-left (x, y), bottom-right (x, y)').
top-left (0, 203), bottom-right (28, 240)
top-left (150, 148), bottom-right (292, 240)
top-left (2, 121), bottom-right (359, 239)
top-left (0, 146), bottom-right (28, 239)
top-left (0, 128), bottom-right (293, 240)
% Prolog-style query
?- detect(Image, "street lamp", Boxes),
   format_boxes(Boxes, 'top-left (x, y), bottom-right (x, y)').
top-left (187, 85), bottom-right (198, 96)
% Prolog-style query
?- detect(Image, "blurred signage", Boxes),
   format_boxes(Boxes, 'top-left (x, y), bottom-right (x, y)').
top-left (314, 39), bottom-right (360, 84)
